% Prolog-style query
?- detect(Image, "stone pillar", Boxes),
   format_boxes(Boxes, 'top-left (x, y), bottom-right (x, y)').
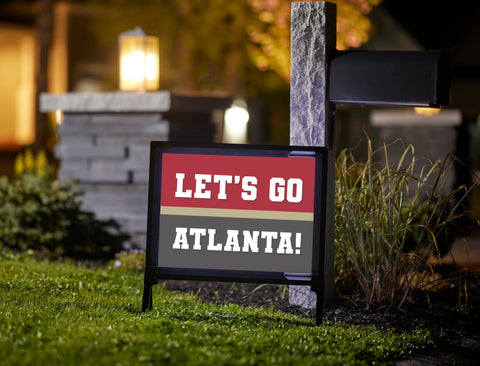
top-left (289, 1), bottom-right (336, 309)
top-left (40, 91), bottom-right (231, 249)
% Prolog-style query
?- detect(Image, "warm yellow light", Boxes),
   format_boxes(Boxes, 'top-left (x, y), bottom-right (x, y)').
top-left (55, 109), bottom-right (63, 125)
top-left (121, 51), bottom-right (144, 82)
top-left (223, 101), bottom-right (250, 144)
top-left (414, 107), bottom-right (441, 116)
top-left (119, 27), bottom-right (159, 91)
top-left (146, 54), bottom-right (157, 81)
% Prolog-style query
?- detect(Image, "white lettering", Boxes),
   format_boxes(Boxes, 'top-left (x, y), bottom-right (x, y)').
top-left (269, 177), bottom-right (303, 202)
top-left (175, 173), bottom-right (302, 203)
top-left (175, 173), bottom-right (192, 198)
top-left (287, 178), bottom-right (303, 203)
top-left (172, 227), bottom-right (189, 249)
top-left (242, 230), bottom-right (259, 253)
top-left (276, 232), bottom-right (294, 254)
top-left (171, 227), bottom-right (301, 255)
top-left (269, 177), bottom-right (285, 202)
top-left (261, 231), bottom-right (278, 253)
top-left (213, 175), bottom-right (233, 200)
top-left (241, 176), bottom-right (257, 201)
top-left (206, 229), bottom-right (222, 251)
top-left (189, 228), bottom-right (206, 250)
top-left (224, 230), bottom-right (241, 252)
top-left (295, 233), bottom-right (302, 254)
top-left (194, 174), bottom-right (212, 199)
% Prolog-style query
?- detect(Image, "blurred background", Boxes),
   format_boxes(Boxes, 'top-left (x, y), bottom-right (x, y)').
top-left (0, 0), bottom-right (479, 214)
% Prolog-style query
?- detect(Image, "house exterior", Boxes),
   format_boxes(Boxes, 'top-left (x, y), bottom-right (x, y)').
top-left (1, 1), bottom-right (479, 217)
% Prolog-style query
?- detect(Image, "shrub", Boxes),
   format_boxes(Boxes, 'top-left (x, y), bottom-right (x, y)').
top-left (334, 138), bottom-right (472, 310)
top-left (111, 249), bottom-right (146, 272)
top-left (0, 172), bottom-right (129, 260)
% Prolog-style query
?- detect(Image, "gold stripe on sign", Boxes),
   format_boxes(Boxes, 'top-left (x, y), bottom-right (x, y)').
top-left (160, 206), bottom-right (314, 221)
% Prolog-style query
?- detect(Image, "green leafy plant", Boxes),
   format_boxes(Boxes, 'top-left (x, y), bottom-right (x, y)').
top-left (0, 173), bottom-right (75, 255)
top-left (334, 138), bottom-right (472, 310)
top-left (111, 249), bottom-right (146, 272)
top-left (0, 160), bottom-right (129, 259)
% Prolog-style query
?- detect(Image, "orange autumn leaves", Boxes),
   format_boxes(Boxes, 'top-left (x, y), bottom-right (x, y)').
top-left (247, 0), bottom-right (382, 83)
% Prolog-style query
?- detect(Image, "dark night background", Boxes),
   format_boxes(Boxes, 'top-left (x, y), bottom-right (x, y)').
top-left (383, 0), bottom-right (480, 113)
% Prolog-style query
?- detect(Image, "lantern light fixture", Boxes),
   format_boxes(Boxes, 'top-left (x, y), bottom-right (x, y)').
top-left (118, 26), bottom-right (159, 91)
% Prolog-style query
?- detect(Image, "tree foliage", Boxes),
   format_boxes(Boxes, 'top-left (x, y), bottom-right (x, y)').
top-left (247, 0), bottom-right (383, 83)
top-left (88, 0), bottom-right (382, 93)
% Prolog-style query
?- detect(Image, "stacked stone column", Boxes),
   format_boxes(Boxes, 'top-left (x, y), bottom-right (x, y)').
top-left (40, 92), bottom-right (170, 249)
top-left (57, 112), bottom-right (168, 248)
top-left (40, 91), bottom-right (230, 249)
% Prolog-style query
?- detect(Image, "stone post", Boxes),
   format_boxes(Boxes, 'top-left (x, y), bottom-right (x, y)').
top-left (40, 91), bottom-right (231, 249)
top-left (289, 1), bottom-right (336, 309)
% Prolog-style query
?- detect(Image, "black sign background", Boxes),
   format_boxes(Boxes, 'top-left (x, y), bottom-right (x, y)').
top-left (141, 142), bottom-right (328, 324)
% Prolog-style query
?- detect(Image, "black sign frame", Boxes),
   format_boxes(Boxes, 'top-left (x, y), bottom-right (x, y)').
top-left (141, 142), bottom-right (328, 324)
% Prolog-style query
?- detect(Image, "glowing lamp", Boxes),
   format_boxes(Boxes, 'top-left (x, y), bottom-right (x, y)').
top-left (119, 27), bottom-right (159, 91)
top-left (414, 107), bottom-right (441, 116)
top-left (224, 100), bottom-right (250, 144)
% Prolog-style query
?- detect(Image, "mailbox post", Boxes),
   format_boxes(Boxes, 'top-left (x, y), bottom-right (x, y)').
top-left (289, 1), bottom-right (450, 309)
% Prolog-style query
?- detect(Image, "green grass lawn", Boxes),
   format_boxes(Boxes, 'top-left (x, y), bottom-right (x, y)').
top-left (0, 255), bottom-right (433, 365)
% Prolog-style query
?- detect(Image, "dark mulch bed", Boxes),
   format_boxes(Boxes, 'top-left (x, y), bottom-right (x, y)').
top-left (163, 268), bottom-right (480, 365)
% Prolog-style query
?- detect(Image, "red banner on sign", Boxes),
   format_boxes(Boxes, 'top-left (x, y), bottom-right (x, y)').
top-left (160, 153), bottom-right (316, 213)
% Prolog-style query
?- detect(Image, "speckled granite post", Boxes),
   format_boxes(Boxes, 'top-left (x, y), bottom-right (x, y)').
top-left (289, 1), bottom-right (336, 309)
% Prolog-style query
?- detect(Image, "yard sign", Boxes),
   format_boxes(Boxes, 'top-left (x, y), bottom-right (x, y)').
top-left (142, 142), bottom-right (328, 322)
